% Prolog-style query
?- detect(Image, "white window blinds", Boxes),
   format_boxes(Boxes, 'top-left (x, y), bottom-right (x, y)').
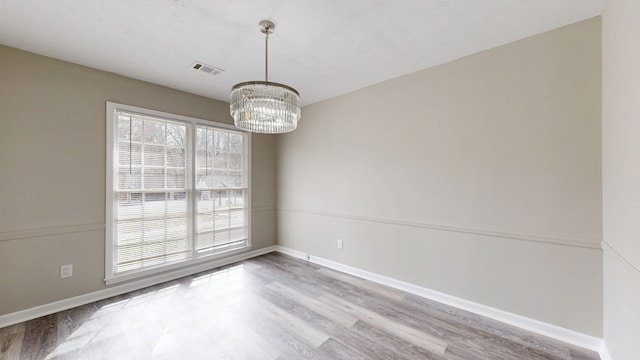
top-left (113, 112), bottom-right (190, 273)
top-left (106, 103), bottom-right (250, 282)
top-left (195, 126), bottom-right (247, 252)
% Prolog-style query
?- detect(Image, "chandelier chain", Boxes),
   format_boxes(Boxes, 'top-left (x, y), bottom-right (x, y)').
top-left (265, 31), bottom-right (269, 82)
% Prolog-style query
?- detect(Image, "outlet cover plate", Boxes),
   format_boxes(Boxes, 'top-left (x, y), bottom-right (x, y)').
top-left (61, 264), bottom-right (73, 278)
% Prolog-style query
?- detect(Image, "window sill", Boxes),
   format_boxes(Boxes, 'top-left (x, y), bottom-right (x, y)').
top-left (104, 244), bottom-right (252, 286)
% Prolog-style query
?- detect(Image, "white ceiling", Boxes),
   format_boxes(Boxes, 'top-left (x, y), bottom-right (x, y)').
top-left (0, 0), bottom-right (607, 106)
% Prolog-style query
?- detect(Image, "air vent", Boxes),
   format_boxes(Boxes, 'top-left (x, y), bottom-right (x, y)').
top-left (191, 61), bottom-right (224, 76)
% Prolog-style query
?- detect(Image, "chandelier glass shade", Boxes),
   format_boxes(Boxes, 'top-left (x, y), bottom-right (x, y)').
top-left (230, 81), bottom-right (301, 134)
top-left (230, 20), bottom-right (301, 134)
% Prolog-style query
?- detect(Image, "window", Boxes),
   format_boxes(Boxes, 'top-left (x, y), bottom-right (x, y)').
top-left (106, 102), bottom-right (250, 283)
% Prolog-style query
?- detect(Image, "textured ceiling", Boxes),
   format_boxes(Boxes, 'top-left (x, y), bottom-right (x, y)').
top-left (0, 0), bottom-right (607, 106)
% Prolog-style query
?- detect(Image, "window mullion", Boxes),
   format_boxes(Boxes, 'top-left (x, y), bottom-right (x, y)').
top-left (189, 122), bottom-right (197, 256)
top-left (162, 123), bottom-right (171, 256)
top-left (140, 116), bottom-right (146, 269)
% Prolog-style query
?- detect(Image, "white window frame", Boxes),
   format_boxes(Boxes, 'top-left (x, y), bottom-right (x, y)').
top-left (105, 102), bottom-right (251, 284)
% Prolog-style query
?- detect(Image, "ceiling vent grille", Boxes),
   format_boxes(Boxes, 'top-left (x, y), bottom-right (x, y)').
top-left (192, 61), bottom-right (224, 76)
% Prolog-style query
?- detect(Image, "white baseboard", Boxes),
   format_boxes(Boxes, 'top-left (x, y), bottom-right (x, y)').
top-left (0, 246), bottom-right (276, 329)
top-left (274, 245), bottom-right (603, 354)
top-left (599, 341), bottom-right (612, 360)
top-left (1, 244), bottom-right (606, 358)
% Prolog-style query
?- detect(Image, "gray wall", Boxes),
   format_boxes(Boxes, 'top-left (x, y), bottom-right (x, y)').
top-left (277, 18), bottom-right (603, 336)
top-left (0, 45), bottom-right (277, 315)
top-left (1, 16), bottom-right (611, 341)
top-left (602, 0), bottom-right (640, 358)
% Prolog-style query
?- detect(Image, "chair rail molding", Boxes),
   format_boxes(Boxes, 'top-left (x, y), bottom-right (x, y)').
top-left (0, 222), bottom-right (106, 242)
top-left (279, 207), bottom-right (602, 250)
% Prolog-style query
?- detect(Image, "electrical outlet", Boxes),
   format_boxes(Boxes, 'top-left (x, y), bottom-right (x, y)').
top-left (337, 239), bottom-right (344, 249)
top-left (60, 264), bottom-right (73, 278)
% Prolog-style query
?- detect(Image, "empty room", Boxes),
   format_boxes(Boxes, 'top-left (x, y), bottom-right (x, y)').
top-left (0, 0), bottom-right (638, 359)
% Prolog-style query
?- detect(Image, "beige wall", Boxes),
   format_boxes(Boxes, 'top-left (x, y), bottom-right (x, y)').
top-left (0, 15), bottom-right (609, 341)
top-left (0, 45), bottom-right (277, 315)
top-left (277, 18), bottom-right (602, 335)
top-left (602, 0), bottom-right (640, 357)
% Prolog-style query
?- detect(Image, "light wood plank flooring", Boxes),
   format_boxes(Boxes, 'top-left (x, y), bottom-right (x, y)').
top-left (0, 253), bottom-right (600, 359)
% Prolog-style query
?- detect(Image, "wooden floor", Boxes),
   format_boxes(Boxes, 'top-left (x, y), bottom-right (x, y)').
top-left (0, 253), bottom-right (599, 360)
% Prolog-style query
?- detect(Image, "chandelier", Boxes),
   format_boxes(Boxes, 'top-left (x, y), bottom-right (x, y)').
top-left (230, 20), bottom-right (301, 134)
